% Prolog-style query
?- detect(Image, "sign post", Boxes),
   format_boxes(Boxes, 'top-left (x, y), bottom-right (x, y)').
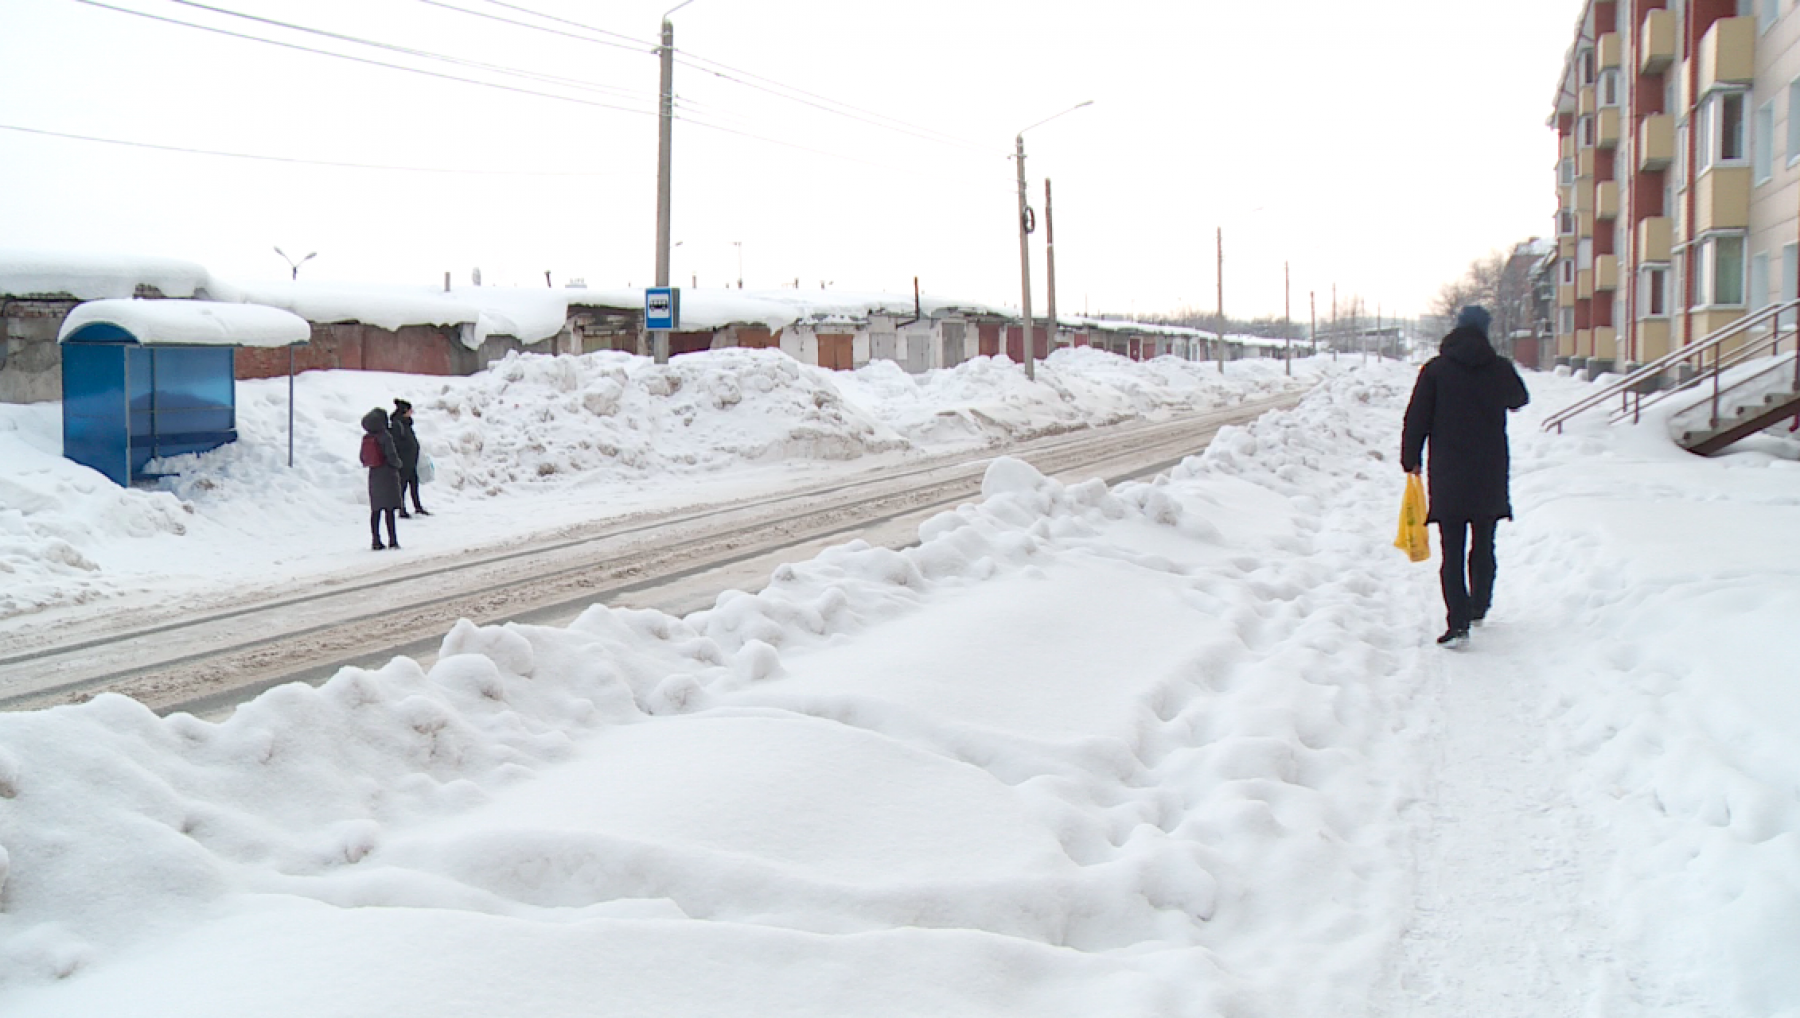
top-left (646, 287), bottom-right (680, 359)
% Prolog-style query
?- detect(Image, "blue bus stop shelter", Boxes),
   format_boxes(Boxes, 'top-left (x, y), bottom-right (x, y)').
top-left (59, 299), bottom-right (311, 486)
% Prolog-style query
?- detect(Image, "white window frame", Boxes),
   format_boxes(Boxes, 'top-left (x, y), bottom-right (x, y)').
top-left (1579, 115), bottom-right (1595, 148)
top-left (1562, 258), bottom-right (1576, 285)
top-left (1695, 232), bottom-right (1748, 307)
top-left (1755, 100), bottom-right (1776, 183)
top-left (1699, 90), bottom-right (1749, 171)
top-left (1579, 48), bottom-right (1596, 87)
top-left (1788, 78), bottom-right (1800, 166)
top-left (1599, 69), bottom-right (1622, 108)
top-left (1578, 237), bottom-right (1594, 272)
top-left (1640, 264), bottom-right (1672, 317)
top-left (1559, 156), bottom-right (1576, 185)
top-left (1750, 250), bottom-right (1771, 310)
top-left (1558, 209), bottom-right (1576, 236)
top-left (1559, 307), bottom-right (1576, 335)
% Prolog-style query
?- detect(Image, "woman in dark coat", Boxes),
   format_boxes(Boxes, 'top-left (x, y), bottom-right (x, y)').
top-left (361, 407), bottom-right (403, 550)
top-left (1400, 306), bottom-right (1530, 644)
top-left (388, 398), bottom-right (429, 518)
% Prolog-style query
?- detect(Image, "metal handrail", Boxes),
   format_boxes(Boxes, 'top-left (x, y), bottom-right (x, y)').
top-left (1541, 298), bottom-right (1800, 433)
top-left (1657, 349), bottom-right (1800, 432)
top-left (1616, 332), bottom-right (1799, 428)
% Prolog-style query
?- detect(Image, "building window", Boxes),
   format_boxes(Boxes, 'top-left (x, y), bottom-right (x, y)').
top-left (1750, 251), bottom-right (1771, 310)
top-left (1580, 48), bottom-right (1596, 86)
top-left (1699, 91), bottom-right (1748, 171)
top-left (1559, 307), bottom-right (1575, 335)
top-left (1788, 79), bottom-right (1800, 165)
top-left (1756, 101), bottom-right (1775, 183)
top-left (1641, 265), bottom-right (1671, 317)
top-left (1579, 116), bottom-right (1595, 148)
top-left (1676, 123), bottom-right (1688, 190)
top-left (1559, 156), bottom-right (1576, 185)
top-left (1599, 69), bottom-right (1621, 108)
top-left (1784, 243), bottom-right (1799, 303)
top-left (1563, 258), bottom-right (1576, 285)
top-left (1578, 237), bottom-right (1594, 271)
top-left (1696, 234), bottom-right (1747, 306)
top-left (1558, 209), bottom-right (1576, 236)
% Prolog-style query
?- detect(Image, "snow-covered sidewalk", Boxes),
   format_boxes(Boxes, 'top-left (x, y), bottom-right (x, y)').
top-left (1, 359), bottom-right (1797, 1016)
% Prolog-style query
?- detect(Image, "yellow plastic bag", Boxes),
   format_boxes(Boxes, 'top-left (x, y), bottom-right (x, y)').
top-left (1394, 474), bottom-right (1431, 563)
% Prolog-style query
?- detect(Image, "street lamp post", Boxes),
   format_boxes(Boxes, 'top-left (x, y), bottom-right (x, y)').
top-left (733, 240), bottom-right (743, 289)
top-left (1014, 100), bottom-right (1091, 382)
top-left (273, 246), bottom-right (315, 281)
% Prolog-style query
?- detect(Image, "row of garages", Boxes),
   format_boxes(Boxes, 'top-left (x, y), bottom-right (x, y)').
top-left (1, 252), bottom-right (1309, 404)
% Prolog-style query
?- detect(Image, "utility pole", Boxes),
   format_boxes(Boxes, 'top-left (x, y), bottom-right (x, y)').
top-left (1284, 261), bottom-right (1291, 377)
top-left (1045, 178), bottom-right (1058, 360)
top-left (652, 2), bottom-right (691, 365)
top-left (1014, 134), bottom-right (1035, 380)
top-left (1310, 290), bottom-right (1316, 362)
top-left (1215, 227), bottom-right (1224, 373)
top-left (1331, 283), bottom-right (1338, 360)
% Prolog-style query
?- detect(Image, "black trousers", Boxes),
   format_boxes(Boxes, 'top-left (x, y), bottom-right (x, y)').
top-left (1437, 518), bottom-right (1497, 631)
top-left (400, 468), bottom-right (424, 512)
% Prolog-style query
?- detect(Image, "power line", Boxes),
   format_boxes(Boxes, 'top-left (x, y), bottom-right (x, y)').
top-left (416, 0), bottom-right (654, 55)
top-left (66, 0), bottom-right (658, 119)
top-left (0, 121), bottom-right (619, 175)
top-left (168, 0), bottom-right (658, 104)
top-left (467, 0), bottom-right (657, 50)
top-left (406, 0), bottom-right (992, 156)
top-left (676, 51), bottom-right (989, 154)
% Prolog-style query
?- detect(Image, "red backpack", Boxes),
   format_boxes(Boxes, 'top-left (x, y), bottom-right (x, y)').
top-left (359, 433), bottom-right (383, 468)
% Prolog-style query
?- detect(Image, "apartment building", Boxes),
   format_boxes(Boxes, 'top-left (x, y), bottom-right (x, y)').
top-left (1551, 0), bottom-right (1800, 375)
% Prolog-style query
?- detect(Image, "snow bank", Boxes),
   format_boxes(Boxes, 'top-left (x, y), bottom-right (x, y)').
top-left (0, 348), bottom-right (1311, 620)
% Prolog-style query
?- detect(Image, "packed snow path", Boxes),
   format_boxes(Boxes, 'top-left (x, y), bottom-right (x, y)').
top-left (0, 359), bottom-right (1795, 1015)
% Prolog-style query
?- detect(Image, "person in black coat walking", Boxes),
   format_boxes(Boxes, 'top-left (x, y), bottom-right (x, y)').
top-left (361, 407), bottom-right (403, 551)
top-left (1400, 305), bottom-right (1530, 645)
top-left (389, 398), bottom-right (429, 518)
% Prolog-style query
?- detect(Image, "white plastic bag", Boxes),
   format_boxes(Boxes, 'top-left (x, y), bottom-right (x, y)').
top-left (417, 452), bottom-right (436, 484)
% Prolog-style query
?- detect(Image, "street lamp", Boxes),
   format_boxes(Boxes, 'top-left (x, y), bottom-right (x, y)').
top-left (733, 240), bottom-right (742, 289)
top-left (274, 246), bottom-right (315, 280)
top-left (1015, 100), bottom-right (1092, 381)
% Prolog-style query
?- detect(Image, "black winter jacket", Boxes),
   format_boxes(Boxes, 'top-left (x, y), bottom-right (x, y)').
top-left (1400, 326), bottom-right (1531, 524)
top-left (389, 414), bottom-right (421, 473)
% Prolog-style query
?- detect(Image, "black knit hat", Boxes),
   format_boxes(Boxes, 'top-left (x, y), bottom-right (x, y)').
top-left (394, 398), bottom-right (412, 413)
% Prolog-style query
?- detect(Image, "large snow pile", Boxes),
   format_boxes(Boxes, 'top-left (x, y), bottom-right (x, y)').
top-left (0, 348), bottom-right (1319, 620)
top-left (0, 361), bottom-right (1795, 1014)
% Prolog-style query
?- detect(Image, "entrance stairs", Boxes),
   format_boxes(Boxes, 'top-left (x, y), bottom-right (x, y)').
top-left (1541, 299), bottom-right (1800, 456)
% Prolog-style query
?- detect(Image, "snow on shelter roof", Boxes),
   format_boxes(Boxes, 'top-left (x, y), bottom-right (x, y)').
top-left (58, 299), bottom-right (312, 347)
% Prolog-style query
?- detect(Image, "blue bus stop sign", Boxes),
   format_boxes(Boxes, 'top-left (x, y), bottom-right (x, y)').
top-left (645, 287), bottom-right (680, 330)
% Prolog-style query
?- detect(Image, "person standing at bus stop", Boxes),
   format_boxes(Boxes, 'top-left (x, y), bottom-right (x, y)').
top-left (389, 398), bottom-right (430, 518)
top-left (1400, 305), bottom-right (1531, 646)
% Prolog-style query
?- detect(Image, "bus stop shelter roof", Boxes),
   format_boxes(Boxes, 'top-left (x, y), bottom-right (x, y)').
top-left (58, 299), bottom-right (312, 347)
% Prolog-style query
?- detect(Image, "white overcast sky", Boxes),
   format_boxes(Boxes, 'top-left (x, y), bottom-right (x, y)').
top-left (1, 0), bottom-right (1579, 320)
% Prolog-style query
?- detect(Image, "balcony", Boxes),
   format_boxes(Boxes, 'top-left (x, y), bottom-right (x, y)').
top-left (1559, 236), bottom-right (1576, 259)
top-left (1560, 134), bottom-right (1575, 160)
top-left (1597, 107), bottom-right (1620, 148)
top-left (1695, 166), bottom-right (1752, 232)
top-left (1638, 114), bottom-right (1673, 170)
top-left (1641, 9), bottom-right (1675, 73)
top-left (1699, 17), bottom-right (1755, 92)
top-left (1637, 216), bottom-right (1672, 262)
top-left (1578, 268), bottom-right (1594, 299)
top-left (1577, 148), bottom-right (1595, 178)
top-left (1579, 211), bottom-right (1595, 239)
top-left (1559, 283), bottom-right (1577, 308)
top-left (1579, 86), bottom-right (1597, 116)
top-left (1595, 254), bottom-right (1619, 291)
top-left (1572, 181), bottom-right (1594, 215)
top-left (1598, 32), bottom-right (1621, 70)
top-left (1596, 180), bottom-right (1619, 219)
